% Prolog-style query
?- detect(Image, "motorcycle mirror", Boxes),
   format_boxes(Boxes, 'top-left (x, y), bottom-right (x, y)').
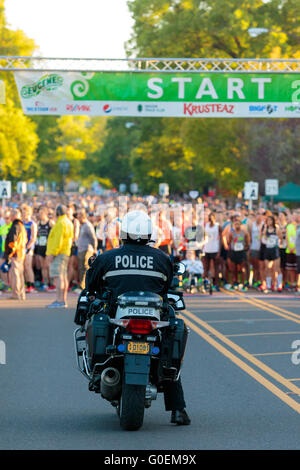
top-left (173, 262), bottom-right (186, 275)
top-left (88, 255), bottom-right (96, 267)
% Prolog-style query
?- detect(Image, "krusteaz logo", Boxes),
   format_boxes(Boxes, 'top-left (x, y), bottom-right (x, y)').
top-left (21, 73), bottom-right (63, 98)
top-left (0, 340), bottom-right (6, 365)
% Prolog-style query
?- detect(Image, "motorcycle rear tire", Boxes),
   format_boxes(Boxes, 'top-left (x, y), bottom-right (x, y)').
top-left (119, 382), bottom-right (146, 431)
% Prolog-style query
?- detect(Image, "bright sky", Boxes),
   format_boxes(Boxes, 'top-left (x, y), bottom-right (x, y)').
top-left (5, 0), bottom-right (134, 58)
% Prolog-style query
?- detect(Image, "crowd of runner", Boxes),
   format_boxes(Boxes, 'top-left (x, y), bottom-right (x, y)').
top-left (0, 192), bottom-right (299, 299)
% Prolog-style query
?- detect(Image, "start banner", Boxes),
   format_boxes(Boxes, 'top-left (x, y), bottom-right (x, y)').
top-left (14, 71), bottom-right (300, 118)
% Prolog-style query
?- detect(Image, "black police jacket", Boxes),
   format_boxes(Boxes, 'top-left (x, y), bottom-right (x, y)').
top-left (85, 243), bottom-right (173, 303)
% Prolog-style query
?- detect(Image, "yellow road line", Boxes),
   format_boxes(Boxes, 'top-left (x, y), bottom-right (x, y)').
top-left (226, 331), bottom-right (300, 337)
top-left (234, 291), bottom-right (300, 320)
top-left (253, 352), bottom-right (293, 356)
top-left (220, 288), bottom-right (300, 325)
top-left (243, 295), bottom-right (300, 318)
top-left (181, 315), bottom-right (300, 414)
top-left (181, 309), bottom-right (300, 396)
top-left (186, 299), bottom-right (244, 303)
top-left (206, 318), bottom-right (286, 324)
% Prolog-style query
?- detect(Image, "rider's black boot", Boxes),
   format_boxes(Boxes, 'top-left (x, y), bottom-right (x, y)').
top-left (171, 409), bottom-right (191, 425)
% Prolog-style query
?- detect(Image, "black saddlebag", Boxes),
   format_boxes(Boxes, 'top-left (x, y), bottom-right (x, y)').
top-left (86, 313), bottom-right (112, 369)
top-left (159, 318), bottom-right (188, 379)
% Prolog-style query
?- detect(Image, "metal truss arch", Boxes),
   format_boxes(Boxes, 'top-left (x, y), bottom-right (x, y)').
top-left (0, 56), bottom-right (300, 73)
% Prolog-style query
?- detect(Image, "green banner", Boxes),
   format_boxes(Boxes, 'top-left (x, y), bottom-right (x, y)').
top-left (14, 71), bottom-right (300, 117)
top-left (71, 72), bottom-right (300, 102)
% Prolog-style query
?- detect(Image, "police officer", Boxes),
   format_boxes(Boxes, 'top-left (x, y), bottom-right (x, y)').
top-left (85, 210), bottom-right (191, 426)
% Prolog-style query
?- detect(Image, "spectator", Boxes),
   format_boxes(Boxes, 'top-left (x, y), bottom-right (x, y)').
top-left (76, 208), bottom-right (97, 291)
top-left (34, 206), bottom-right (54, 291)
top-left (202, 212), bottom-right (222, 291)
top-left (278, 211), bottom-right (288, 291)
top-left (157, 209), bottom-right (173, 255)
top-left (46, 205), bottom-right (74, 308)
top-left (105, 207), bottom-right (120, 250)
top-left (67, 205), bottom-right (80, 291)
top-left (295, 210), bottom-right (300, 294)
top-left (285, 213), bottom-right (297, 291)
top-left (4, 209), bottom-right (27, 300)
top-left (248, 210), bottom-right (263, 288)
top-left (21, 204), bottom-right (38, 293)
top-left (95, 212), bottom-right (106, 254)
top-left (227, 217), bottom-right (250, 291)
top-left (261, 215), bottom-right (282, 293)
top-left (182, 250), bottom-right (204, 293)
top-left (0, 210), bottom-right (12, 288)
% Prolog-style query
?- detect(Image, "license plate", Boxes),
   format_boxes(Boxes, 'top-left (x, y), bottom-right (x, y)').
top-left (127, 342), bottom-right (150, 354)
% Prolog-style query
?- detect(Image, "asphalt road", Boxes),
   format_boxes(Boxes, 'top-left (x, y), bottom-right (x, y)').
top-left (1, 290), bottom-right (300, 450)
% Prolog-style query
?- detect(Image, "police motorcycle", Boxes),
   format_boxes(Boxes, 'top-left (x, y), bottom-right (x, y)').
top-left (74, 262), bottom-right (188, 431)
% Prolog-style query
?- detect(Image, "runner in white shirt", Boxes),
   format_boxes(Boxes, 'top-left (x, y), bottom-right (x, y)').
top-left (202, 212), bottom-right (222, 291)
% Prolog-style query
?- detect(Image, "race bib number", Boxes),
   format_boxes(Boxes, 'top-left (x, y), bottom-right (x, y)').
top-left (38, 236), bottom-right (47, 246)
top-left (234, 242), bottom-right (244, 251)
top-left (266, 236), bottom-right (277, 248)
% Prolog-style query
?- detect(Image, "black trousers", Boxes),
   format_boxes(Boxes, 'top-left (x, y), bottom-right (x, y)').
top-left (163, 377), bottom-right (186, 411)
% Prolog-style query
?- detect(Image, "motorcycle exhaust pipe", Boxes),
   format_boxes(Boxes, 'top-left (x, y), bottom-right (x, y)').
top-left (100, 367), bottom-right (121, 400)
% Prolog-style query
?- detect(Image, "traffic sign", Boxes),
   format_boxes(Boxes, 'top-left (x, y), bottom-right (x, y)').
top-left (189, 190), bottom-right (199, 199)
top-left (244, 181), bottom-right (259, 200)
top-left (159, 183), bottom-right (169, 196)
top-left (0, 181), bottom-right (11, 199)
top-left (17, 182), bottom-right (27, 194)
top-left (265, 179), bottom-right (279, 196)
top-left (119, 184), bottom-right (127, 193)
top-left (59, 160), bottom-right (70, 175)
top-left (130, 183), bottom-right (138, 194)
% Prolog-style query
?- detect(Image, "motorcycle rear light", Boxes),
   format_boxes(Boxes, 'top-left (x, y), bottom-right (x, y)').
top-left (110, 318), bottom-right (169, 333)
top-left (127, 319), bottom-right (154, 334)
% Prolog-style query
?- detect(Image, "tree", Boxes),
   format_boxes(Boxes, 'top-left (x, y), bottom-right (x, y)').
top-left (32, 115), bottom-right (108, 187)
top-left (126, 0), bottom-right (300, 60)
top-left (0, 97), bottom-right (38, 179)
top-left (93, 117), bottom-right (143, 189)
top-left (130, 117), bottom-right (214, 192)
top-left (121, 0), bottom-right (300, 194)
top-left (0, 0), bottom-right (39, 182)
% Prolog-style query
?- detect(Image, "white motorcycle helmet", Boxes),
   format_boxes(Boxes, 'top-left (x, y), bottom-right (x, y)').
top-left (120, 210), bottom-right (153, 244)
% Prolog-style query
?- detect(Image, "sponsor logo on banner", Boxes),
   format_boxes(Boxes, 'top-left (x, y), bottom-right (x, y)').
top-left (103, 104), bottom-right (112, 113)
top-left (249, 104), bottom-right (278, 114)
top-left (26, 100), bottom-right (57, 113)
top-left (102, 104), bottom-right (129, 114)
top-left (183, 103), bottom-right (235, 116)
top-left (66, 104), bottom-right (91, 112)
top-left (21, 74), bottom-right (63, 98)
top-left (138, 104), bottom-right (166, 114)
top-left (285, 105), bottom-right (300, 113)
top-left (26, 106), bottom-right (58, 112)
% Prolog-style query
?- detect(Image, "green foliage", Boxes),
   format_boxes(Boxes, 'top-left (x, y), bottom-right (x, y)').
top-left (119, 0), bottom-right (300, 195)
top-left (1, 0), bottom-right (300, 195)
top-left (0, 0), bottom-right (39, 182)
top-left (126, 0), bottom-right (300, 59)
top-left (0, 97), bottom-right (38, 179)
top-left (32, 115), bottom-right (108, 185)
top-left (130, 118), bottom-right (214, 193)
top-left (93, 117), bottom-right (143, 189)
